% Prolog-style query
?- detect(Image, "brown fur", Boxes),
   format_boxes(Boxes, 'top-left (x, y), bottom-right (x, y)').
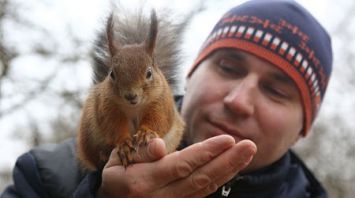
top-left (77, 10), bottom-right (185, 170)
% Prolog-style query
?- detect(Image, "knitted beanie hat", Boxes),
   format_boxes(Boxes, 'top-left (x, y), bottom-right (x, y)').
top-left (188, 0), bottom-right (333, 135)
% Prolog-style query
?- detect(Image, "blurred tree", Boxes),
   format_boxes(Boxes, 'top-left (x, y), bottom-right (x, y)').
top-left (294, 2), bottom-right (355, 198)
top-left (0, 0), bottom-right (14, 106)
top-left (0, 0), bottom-right (91, 139)
top-left (0, 0), bottom-right (92, 191)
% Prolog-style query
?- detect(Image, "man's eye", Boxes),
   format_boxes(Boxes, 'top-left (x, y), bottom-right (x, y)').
top-left (217, 59), bottom-right (244, 76)
top-left (263, 84), bottom-right (288, 99)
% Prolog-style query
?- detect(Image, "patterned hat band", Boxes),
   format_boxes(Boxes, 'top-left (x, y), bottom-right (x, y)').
top-left (188, 1), bottom-right (333, 135)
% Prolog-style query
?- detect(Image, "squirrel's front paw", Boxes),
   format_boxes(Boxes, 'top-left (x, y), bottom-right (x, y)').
top-left (116, 139), bottom-right (136, 168)
top-left (133, 127), bottom-right (159, 150)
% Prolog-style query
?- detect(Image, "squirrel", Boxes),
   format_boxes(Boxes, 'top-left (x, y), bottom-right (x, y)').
top-left (77, 8), bottom-right (187, 170)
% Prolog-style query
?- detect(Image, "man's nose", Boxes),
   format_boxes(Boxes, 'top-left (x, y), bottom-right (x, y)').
top-left (223, 77), bottom-right (256, 117)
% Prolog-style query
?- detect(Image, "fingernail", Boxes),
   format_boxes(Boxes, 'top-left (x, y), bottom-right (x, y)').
top-left (242, 149), bottom-right (256, 164)
top-left (194, 175), bottom-right (210, 188)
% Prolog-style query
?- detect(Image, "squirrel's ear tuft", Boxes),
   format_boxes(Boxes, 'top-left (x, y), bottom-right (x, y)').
top-left (145, 9), bottom-right (158, 56)
top-left (107, 13), bottom-right (119, 56)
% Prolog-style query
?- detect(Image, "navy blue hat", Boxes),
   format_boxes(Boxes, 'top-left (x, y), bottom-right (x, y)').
top-left (188, 0), bottom-right (333, 135)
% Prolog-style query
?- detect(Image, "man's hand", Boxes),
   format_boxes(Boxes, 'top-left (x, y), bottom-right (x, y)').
top-left (98, 135), bottom-right (257, 198)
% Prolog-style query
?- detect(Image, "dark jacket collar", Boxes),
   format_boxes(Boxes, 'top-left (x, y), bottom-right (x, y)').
top-left (208, 151), bottom-right (327, 197)
top-left (232, 152), bottom-right (291, 191)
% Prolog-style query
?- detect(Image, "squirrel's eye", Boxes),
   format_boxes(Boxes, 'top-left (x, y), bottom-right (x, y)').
top-left (110, 70), bottom-right (115, 80)
top-left (146, 67), bottom-right (153, 79)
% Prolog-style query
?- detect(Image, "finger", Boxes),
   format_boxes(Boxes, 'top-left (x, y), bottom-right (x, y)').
top-left (191, 144), bottom-right (256, 197)
top-left (143, 135), bottom-right (236, 189)
top-left (104, 138), bottom-right (166, 168)
top-left (103, 135), bottom-right (236, 196)
top-left (100, 135), bottom-right (238, 198)
top-left (189, 140), bottom-right (256, 197)
top-left (166, 139), bottom-right (257, 197)
top-left (133, 138), bottom-right (167, 163)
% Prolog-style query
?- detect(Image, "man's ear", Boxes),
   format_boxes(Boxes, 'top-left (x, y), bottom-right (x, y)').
top-left (292, 132), bottom-right (303, 146)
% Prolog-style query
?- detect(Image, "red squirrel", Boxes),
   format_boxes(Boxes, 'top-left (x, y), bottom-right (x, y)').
top-left (77, 9), bottom-right (185, 169)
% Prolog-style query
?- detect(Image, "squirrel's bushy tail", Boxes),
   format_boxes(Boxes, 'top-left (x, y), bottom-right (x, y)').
top-left (92, 6), bottom-right (197, 93)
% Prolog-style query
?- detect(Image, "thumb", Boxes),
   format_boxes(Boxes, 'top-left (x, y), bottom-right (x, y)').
top-left (105, 138), bottom-right (167, 168)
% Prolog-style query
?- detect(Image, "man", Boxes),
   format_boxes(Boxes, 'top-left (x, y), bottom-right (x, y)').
top-left (2, 0), bottom-right (332, 197)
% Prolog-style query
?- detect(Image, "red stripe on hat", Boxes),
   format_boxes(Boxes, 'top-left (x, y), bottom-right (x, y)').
top-left (279, 48), bottom-right (286, 55)
top-left (270, 43), bottom-right (278, 50)
top-left (294, 59), bottom-right (300, 66)
top-left (254, 37), bottom-right (261, 42)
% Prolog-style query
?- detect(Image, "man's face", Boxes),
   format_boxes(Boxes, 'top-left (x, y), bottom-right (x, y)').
top-left (181, 49), bottom-right (303, 172)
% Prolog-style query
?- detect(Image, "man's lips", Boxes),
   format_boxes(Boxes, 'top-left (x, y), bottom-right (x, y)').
top-left (207, 118), bottom-right (247, 141)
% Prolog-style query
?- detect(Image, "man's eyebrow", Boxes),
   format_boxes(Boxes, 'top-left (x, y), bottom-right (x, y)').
top-left (272, 71), bottom-right (296, 86)
top-left (220, 49), bottom-right (247, 61)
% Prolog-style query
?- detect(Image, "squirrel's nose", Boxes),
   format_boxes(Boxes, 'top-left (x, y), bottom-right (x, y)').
top-left (125, 94), bottom-right (138, 104)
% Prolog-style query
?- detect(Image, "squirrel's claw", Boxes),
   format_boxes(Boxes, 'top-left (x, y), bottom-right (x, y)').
top-left (133, 127), bottom-right (159, 151)
top-left (116, 139), bottom-right (136, 168)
